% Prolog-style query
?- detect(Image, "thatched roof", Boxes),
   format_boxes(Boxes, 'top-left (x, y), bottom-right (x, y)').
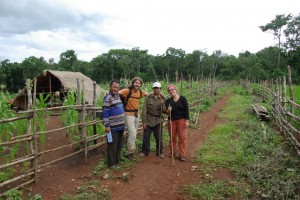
top-left (13, 70), bottom-right (105, 109)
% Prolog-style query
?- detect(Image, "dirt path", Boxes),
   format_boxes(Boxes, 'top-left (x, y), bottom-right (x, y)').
top-left (30, 94), bottom-right (231, 200)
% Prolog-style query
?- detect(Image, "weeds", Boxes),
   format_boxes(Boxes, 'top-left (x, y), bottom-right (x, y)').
top-left (182, 180), bottom-right (238, 200)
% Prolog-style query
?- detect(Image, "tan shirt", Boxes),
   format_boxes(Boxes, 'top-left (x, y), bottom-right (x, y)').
top-left (142, 93), bottom-right (166, 127)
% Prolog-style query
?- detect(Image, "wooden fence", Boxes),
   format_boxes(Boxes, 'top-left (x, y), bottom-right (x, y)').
top-left (250, 66), bottom-right (300, 155)
top-left (0, 78), bottom-right (219, 196)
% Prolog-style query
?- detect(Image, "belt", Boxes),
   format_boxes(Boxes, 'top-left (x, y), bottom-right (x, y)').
top-left (147, 112), bottom-right (161, 118)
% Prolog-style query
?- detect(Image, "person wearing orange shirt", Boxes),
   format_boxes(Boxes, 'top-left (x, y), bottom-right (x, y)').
top-left (119, 77), bottom-right (147, 159)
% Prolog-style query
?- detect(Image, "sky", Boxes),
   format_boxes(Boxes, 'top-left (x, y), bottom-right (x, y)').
top-left (0, 0), bottom-right (299, 63)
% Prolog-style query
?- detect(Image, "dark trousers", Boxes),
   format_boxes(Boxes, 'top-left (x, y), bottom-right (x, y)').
top-left (141, 124), bottom-right (163, 155)
top-left (107, 130), bottom-right (124, 167)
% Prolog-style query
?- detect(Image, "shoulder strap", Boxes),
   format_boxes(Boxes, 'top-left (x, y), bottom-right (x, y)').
top-left (124, 88), bottom-right (132, 108)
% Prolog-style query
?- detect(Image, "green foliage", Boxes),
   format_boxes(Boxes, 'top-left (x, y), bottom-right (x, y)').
top-left (182, 180), bottom-right (238, 200)
top-left (233, 85), bottom-right (250, 95)
top-left (0, 92), bottom-right (27, 180)
top-left (92, 160), bottom-right (107, 175)
top-left (4, 189), bottom-right (23, 200)
top-left (28, 194), bottom-right (42, 200)
top-left (59, 177), bottom-right (111, 200)
top-left (61, 91), bottom-right (79, 143)
top-left (35, 93), bottom-right (51, 149)
top-left (60, 185), bottom-right (111, 200)
top-left (0, 167), bottom-right (15, 182)
top-left (286, 85), bottom-right (300, 104)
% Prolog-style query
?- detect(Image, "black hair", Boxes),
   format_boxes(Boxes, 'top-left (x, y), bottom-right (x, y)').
top-left (109, 79), bottom-right (120, 86)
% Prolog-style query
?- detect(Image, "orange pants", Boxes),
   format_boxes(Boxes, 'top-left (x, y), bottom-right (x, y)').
top-left (167, 119), bottom-right (187, 158)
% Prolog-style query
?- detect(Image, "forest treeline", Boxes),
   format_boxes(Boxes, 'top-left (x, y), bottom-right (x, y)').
top-left (0, 13), bottom-right (299, 93)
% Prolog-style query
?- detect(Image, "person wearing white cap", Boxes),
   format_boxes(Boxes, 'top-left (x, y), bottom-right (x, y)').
top-left (140, 82), bottom-right (166, 158)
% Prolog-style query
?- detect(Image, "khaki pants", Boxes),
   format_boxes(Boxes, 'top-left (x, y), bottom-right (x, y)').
top-left (125, 115), bottom-right (140, 155)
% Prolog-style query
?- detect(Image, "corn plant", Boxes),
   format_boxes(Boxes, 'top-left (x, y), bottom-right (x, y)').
top-left (61, 91), bottom-right (79, 143)
top-left (0, 92), bottom-right (21, 181)
top-left (35, 93), bottom-right (51, 149)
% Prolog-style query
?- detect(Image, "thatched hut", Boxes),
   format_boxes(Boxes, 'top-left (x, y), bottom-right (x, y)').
top-left (13, 70), bottom-right (105, 109)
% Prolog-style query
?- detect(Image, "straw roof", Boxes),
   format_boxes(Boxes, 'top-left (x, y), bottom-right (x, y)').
top-left (13, 70), bottom-right (105, 109)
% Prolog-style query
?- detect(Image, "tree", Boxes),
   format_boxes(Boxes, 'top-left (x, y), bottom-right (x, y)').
top-left (210, 50), bottom-right (227, 79)
top-left (0, 60), bottom-right (24, 92)
top-left (21, 56), bottom-right (48, 79)
top-left (165, 47), bottom-right (185, 81)
top-left (259, 14), bottom-right (292, 69)
top-left (284, 14), bottom-right (300, 53)
top-left (58, 50), bottom-right (78, 71)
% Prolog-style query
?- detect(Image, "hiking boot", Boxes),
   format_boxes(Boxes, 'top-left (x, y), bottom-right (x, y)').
top-left (159, 154), bottom-right (165, 159)
top-left (109, 165), bottom-right (119, 170)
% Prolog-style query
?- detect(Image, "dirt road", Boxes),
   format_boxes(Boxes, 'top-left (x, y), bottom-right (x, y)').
top-left (30, 94), bottom-right (231, 200)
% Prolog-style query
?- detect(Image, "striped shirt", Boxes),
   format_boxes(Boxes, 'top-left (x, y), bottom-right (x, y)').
top-left (102, 92), bottom-right (125, 132)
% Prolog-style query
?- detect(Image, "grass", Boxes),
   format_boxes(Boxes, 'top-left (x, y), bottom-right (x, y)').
top-left (181, 86), bottom-right (300, 200)
top-left (182, 180), bottom-right (238, 200)
top-left (286, 85), bottom-right (300, 104)
top-left (60, 180), bottom-right (111, 200)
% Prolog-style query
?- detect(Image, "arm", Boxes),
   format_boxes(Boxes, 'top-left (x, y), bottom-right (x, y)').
top-left (165, 99), bottom-right (172, 115)
top-left (142, 96), bottom-right (148, 129)
top-left (182, 96), bottom-right (190, 127)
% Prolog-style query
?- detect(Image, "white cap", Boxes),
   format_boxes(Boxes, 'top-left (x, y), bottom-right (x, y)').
top-left (152, 82), bottom-right (161, 88)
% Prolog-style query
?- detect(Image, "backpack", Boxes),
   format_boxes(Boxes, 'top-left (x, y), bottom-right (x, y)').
top-left (120, 87), bottom-right (142, 112)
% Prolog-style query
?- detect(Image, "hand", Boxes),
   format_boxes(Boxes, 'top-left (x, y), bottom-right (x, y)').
top-left (185, 121), bottom-right (189, 128)
top-left (105, 127), bottom-right (111, 133)
top-left (167, 106), bottom-right (172, 113)
top-left (143, 123), bottom-right (147, 129)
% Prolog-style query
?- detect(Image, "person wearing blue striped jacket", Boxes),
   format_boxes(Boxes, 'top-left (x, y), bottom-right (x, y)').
top-left (102, 80), bottom-right (125, 169)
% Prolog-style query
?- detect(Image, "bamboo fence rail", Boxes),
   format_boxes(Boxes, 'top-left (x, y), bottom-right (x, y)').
top-left (250, 66), bottom-right (300, 155)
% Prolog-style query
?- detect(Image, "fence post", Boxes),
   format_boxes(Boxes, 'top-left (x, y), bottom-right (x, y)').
top-left (32, 78), bottom-right (38, 182)
top-left (81, 80), bottom-right (87, 163)
top-left (93, 81), bottom-right (97, 144)
top-left (275, 79), bottom-right (282, 132)
top-left (49, 75), bottom-right (52, 107)
top-left (77, 78), bottom-right (82, 139)
top-left (26, 79), bottom-right (33, 160)
top-left (287, 65), bottom-right (294, 114)
top-left (282, 76), bottom-right (286, 112)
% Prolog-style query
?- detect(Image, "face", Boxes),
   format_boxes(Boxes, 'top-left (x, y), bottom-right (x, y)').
top-left (152, 87), bottom-right (160, 95)
top-left (133, 80), bottom-right (142, 90)
top-left (168, 87), bottom-right (176, 96)
top-left (110, 82), bottom-right (120, 95)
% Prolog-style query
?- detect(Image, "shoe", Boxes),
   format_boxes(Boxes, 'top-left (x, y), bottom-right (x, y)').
top-left (159, 154), bottom-right (165, 159)
top-left (179, 156), bottom-right (186, 162)
top-left (110, 165), bottom-right (119, 170)
top-left (139, 152), bottom-right (146, 157)
top-left (127, 153), bottom-right (136, 161)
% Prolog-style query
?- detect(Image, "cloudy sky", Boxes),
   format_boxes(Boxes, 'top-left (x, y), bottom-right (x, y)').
top-left (0, 0), bottom-right (299, 63)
